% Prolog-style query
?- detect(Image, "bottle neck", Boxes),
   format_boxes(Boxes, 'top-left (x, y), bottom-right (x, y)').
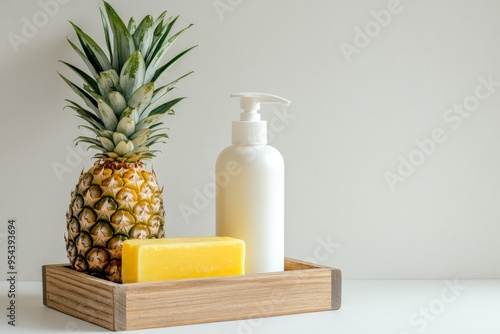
top-left (232, 121), bottom-right (267, 145)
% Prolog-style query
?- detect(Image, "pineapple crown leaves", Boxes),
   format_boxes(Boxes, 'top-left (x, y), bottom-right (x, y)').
top-left (60, 1), bottom-right (196, 163)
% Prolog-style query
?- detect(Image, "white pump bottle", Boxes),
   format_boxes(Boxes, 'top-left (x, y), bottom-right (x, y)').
top-left (216, 92), bottom-right (291, 274)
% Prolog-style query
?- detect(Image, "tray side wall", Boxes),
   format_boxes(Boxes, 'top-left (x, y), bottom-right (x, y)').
top-left (116, 259), bottom-right (337, 331)
top-left (43, 265), bottom-right (117, 331)
top-left (43, 259), bottom-right (341, 331)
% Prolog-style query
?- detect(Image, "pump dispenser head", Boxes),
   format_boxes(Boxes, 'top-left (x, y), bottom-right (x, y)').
top-left (231, 92), bottom-right (291, 145)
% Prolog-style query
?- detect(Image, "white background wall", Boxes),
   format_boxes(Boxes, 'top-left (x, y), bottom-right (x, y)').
top-left (1, 0), bottom-right (500, 281)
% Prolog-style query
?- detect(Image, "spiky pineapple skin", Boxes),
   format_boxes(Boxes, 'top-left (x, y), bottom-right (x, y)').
top-left (66, 160), bottom-right (165, 283)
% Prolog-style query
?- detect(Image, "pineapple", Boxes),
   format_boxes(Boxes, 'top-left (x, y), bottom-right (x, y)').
top-left (61, 1), bottom-right (195, 283)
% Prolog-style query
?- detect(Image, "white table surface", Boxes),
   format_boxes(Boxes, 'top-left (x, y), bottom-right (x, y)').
top-left (1, 280), bottom-right (500, 334)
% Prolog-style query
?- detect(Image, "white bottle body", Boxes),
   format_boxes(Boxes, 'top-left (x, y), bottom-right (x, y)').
top-left (216, 144), bottom-right (284, 274)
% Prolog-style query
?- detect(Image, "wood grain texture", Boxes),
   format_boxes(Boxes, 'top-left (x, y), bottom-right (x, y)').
top-left (43, 264), bottom-right (117, 330)
top-left (43, 258), bottom-right (341, 331)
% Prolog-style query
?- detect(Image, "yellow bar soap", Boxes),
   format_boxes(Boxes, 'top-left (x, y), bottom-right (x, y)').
top-left (122, 236), bottom-right (245, 283)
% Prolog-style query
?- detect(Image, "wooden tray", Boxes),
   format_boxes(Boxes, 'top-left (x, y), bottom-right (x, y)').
top-left (42, 258), bottom-right (341, 331)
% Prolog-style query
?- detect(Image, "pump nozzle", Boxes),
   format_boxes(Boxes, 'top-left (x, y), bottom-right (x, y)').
top-left (231, 92), bottom-right (291, 121)
top-left (230, 92), bottom-right (291, 145)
